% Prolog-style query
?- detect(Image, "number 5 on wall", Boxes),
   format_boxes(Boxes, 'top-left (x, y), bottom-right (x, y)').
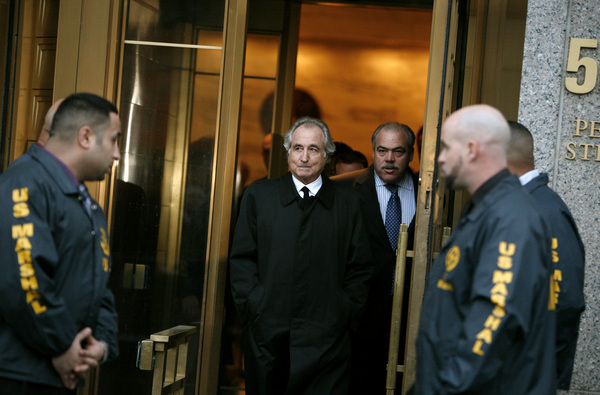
top-left (565, 38), bottom-right (598, 94)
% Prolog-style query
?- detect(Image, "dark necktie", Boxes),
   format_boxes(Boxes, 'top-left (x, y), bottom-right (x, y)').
top-left (385, 184), bottom-right (401, 251)
top-left (299, 186), bottom-right (310, 209)
top-left (78, 183), bottom-right (93, 218)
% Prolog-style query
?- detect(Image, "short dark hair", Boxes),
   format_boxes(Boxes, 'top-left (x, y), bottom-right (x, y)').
top-left (50, 93), bottom-right (118, 140)
top-left (371, 122), bottom-right (415, 152)
top-left (507, 120), bottom-right (535, 168)
top-left (337, 149), bottom-right (368, 168)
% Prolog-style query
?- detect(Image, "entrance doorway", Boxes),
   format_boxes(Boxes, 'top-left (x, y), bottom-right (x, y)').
top-left (219, 3), bottom-right (433, 394)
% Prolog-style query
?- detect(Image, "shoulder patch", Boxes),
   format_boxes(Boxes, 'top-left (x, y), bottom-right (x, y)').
top-left (445, 246), bottom-right (460, 272)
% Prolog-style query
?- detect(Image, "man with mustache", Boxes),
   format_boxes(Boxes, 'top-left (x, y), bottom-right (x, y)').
top-left (334, 122), bottom-right (418, 393)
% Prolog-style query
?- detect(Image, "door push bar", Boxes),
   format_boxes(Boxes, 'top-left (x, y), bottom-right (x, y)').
top-left (137, 325), bottom-right (197, 395)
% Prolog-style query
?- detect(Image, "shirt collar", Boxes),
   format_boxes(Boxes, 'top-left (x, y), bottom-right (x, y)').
top-left (374, 170), bottom-right (413, 191)
top-left (291, 174), bottom-right (323, 197)
top-left (519, 169), bottom-right (539, 186)
top-left (42, 146), bottom-right (79, 188)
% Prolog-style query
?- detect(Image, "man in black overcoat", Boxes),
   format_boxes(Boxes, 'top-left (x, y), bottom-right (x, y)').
top-left (230, 117), bottom-right (373, 395)
top-left (334, 122), bottom-right (418, 394)
top-left (507, 121), bottom-right (585, 390)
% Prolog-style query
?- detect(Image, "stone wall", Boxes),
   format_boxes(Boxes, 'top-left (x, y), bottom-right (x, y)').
top-left (520, 1), bottom-right (600, 393)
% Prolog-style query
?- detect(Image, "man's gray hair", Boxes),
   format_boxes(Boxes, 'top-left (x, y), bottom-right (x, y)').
top-left (283, 116), bottom-right (336, 157)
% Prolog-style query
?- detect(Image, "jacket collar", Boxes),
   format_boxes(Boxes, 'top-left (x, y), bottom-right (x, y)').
top-left (27, 144), bottom-right (79, 195)
top-left (279, 172), bottom-right (335, 209)
top-left (524, 172), bottom-right (549, 193)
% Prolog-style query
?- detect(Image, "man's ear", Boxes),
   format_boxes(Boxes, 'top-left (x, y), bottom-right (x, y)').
top-left (466, 140), bottom-right (479, 161)
top-left (77, 126), bottom-right (96, 150)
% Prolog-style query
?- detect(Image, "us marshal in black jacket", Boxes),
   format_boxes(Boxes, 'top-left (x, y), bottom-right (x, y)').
top-left (230, 172), bottom-right (373, 395)
top-left (525, 172), bottom-right (585, 390)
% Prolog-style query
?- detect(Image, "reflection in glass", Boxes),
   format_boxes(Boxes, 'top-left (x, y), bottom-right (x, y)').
top-left (218, 33), bottom-right (280, 395)
top-left (102, 1), bottom-right (223, 393)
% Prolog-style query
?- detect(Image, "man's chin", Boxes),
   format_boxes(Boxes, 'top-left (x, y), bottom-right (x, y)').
top-left (378, 170), bottom-right (403, 183)
top-left (443, 176), bottom-right (456, 190)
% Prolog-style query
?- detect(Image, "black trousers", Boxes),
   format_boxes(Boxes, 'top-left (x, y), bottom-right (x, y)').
top-left (0, 377), bottom-right (76, 395)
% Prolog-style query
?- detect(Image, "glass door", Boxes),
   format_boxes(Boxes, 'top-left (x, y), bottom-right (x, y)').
top-left (102, 1), bottom-right (232, 393)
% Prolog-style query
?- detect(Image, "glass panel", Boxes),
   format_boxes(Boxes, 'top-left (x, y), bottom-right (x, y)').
top-left (125, 0), bottom-right (225, 46)
top-left (101, 1), bottom-right (224, 394)
top-left (218, 33), bottom-right (279, 394)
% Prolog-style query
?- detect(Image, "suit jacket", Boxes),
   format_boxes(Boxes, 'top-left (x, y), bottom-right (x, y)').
top-left (334, 165), bottom-right (418, 291)
top-left (333, 165), bottom-right (418, 393)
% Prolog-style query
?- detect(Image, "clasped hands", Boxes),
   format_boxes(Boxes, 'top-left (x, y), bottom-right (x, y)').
top-left (51, 327), bottom-right (106, 390)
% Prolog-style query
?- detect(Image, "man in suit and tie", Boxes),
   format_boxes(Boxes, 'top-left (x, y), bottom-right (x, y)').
top-left (334, 122), bottom-right (418, 394)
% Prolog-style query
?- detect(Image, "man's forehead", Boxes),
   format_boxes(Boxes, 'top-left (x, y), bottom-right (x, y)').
top-left (292, 125), bottom-right (324, 142)
top-left (376, 129), bottom-right (409, 147)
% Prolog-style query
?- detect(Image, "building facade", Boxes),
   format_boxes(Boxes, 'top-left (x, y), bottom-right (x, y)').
top-left (0, 0), bottom-right (597, 393)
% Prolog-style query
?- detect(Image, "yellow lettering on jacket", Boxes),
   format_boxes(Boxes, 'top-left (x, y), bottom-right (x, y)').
top-left (476, 328), bottom-right (493, 344)
top-left (20, 276), bottom-right (39, 291)
top-left (498, 242), bottom-right (516, 256)
top-left (549, 238), bottom-right (561, 310)
top-left (492, 270), bottom-right (513, 284)
top-left (26, 290), bottom-right (41, 303)
top-left (100, 228), bottom-right (110, 256)
top-left (13, 202), bottom-right (30, 218)
top-left (472, 241), bottom-right (515, 356)
top-left (496, 256), bottom-right (513, 270)
top-left (490, 282), bottom-right (509, 296)
top-left (484, 315), bottom-right (502, 331)
top-left (491, 305), bottom-right (505, 318)
top-left (19, 264), bottom-right (35, 278)
top-left (437, 279), bottom-right (454, 291)
top-left (11, 188), bottom-right (46, 315)
top-left (12, 223), bottom-right (33, 238)
top-left (554, 269), bottom-right (563, 281)
top-left (12, 187), bottom-right (28, 202)
top-left (32, 300), bottom-right (47, 314)
top-left (17, 249), bottom-right (32, 264)
top-left (472, 340), bottom-right (485, 356)
top-left (14, 237), bottom-right (32, 251)
top-left (490, 293), bottom-right (506, 307)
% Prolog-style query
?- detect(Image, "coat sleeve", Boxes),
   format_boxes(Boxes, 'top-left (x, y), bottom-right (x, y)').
top-left (229, 187), bottom-right (261, 323)
top-left (342, 195), bottom-right (374, 328)
top-left (439, 216), bottom-right (551, 392)
top-left (0, 180), bottom-right (78, 357)
top-left (552, 210), bottom-right (585, 388)
top-left (93, 286), bottom-right (120, 362)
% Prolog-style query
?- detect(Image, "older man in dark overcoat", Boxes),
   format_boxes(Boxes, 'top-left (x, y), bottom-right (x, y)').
top-left (230, 117), bottom-right (373, 395)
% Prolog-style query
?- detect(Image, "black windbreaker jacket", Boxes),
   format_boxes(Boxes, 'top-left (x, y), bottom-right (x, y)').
top-left (414, 173), bottom-right (556, 394)
top-left (0, 144), bottom-right (118, 388)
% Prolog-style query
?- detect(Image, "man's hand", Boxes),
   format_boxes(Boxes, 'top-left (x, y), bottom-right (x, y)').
top-left (76, 331), bottom-right (106, 372)
top-left (51, 327), bottom-right (92, 389)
